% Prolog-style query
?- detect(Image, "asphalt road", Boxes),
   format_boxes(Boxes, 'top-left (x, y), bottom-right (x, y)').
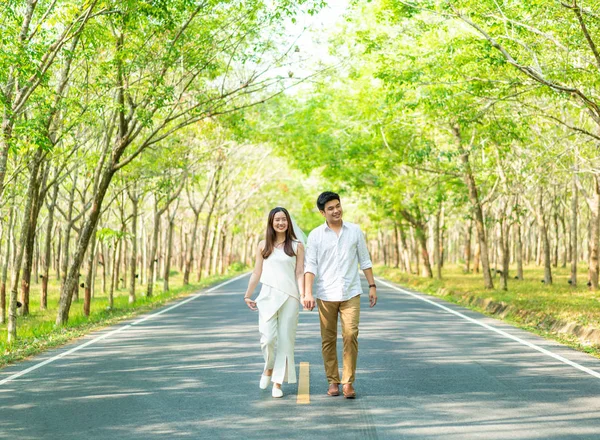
top-left (2, 273), bottom-right (600, 440)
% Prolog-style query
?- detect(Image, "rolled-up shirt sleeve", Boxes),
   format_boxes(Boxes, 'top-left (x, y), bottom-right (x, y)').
top-left (357, 228), bottom-right (372, 270)
top-left (304, 231), bottom-right (319, 275)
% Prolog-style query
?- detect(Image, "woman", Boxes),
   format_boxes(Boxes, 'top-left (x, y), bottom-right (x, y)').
top-left (244, 207), bottom-right (304, 398)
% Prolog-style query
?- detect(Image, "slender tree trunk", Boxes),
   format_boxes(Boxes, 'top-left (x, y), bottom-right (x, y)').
top-left (464, 219), bottom-right (472, 273)
top-left (434, 206), bottom-right (442, 279)
top-left (536, 188), bottom-right (553, 285)
top-left (163, 212), bottom-right (176, 292)
top-left (560, 212), bottom-right (567, 268)
top-left (589, 176), bottom-right (600, 290)
top-left (553, 212), bottom-right (560, 268)
top-left (1, 202), bottom-right (14, 324)
top-left (83, 225), bottom-right (98, 317)
top-left (515, 222), bottom-right (524, 280)
top-left (184, 211), bottom-right (200, 285)
top-left (473, 240), bottom-right (481, 273)
top-left (109, 241), bottom-right (119, 309)
top-left (571, 169), bottom-right (578, 287)
top-left (60, 172), bottom-right (78, 289)
top-left (21, 161), bottom-right (47, 316)
top-left (453, 127), bottom-right (493, 288)
top-left (129, 193), bottom-right (139, 303)
top-left (147, 203), bottom-right (161, 298)
top-left (8, 153), bottom-right (44, 341)
top-left (399, 226), bottom-right (412, 273)
top-left (42, 177), bottom-right (59, 310)
top-left (416, 225), bottom-right (433, 278)
top-left (393, 222), bottom-right (400, 269)
top-left (56, 228), bottom-right (62, 281)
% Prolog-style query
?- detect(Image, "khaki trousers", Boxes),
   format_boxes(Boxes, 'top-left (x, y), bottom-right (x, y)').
top-left (317, 295), bottom-right (360, 384)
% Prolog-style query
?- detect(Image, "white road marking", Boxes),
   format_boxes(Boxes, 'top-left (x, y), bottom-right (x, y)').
top-left (0, 273), bottom-right (250, 386)
top-left (376, 277), bottom-right (600, 380)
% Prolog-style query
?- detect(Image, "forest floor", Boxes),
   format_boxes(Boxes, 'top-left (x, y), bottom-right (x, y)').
top-left (0, 265), bottom-right (248, 368)
top-left (377, 264), bottom-right (600, 358)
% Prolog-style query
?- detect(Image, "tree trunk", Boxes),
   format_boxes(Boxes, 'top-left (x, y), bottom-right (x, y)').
top-left (399, 226), bottom-right (412, 273)
top-left (571, 170), bottom-right (578, 287)
top-left (147, 203), bottom-right (161, 298)
top-left (129, 193), bottom-right (139, 303)
top-left (589, 175), bottom-right (600, 290)
top-left (464, 219), bottom-right (472, 273)
top-left (1, 202), bottom-right (14, 324)
top-left (109, 241), bottom-right (119, 309)
top-left (83, 225), bottom-right (98, 317)
top-left (515, 222), bottom-right (524, 280)
top-left (163, 211), bottom-right (176, 292)
top-left (453, 127), bottom-right (493, 289)
top-left (42, 177), bottom-right (59, 310)
top-left (434, 205), bottom-right (442, 279)
top-left (536, 188), bottom-right (553, 285)
top-left (553, 212), bottom-right (560, 268)
top-left (184, 210), bottom-right (200, 285)
top-left (20, 161), bottom-right (47, 316)
top-left (415, 225), bottom-right (433, 278)
top-left (8, 152), bottom-right (44, 341)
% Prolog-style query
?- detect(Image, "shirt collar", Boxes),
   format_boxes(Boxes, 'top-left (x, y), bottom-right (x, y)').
top-left (324, 220), bottom-right (346, 231)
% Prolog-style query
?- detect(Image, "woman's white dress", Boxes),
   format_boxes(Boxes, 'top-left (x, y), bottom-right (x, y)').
top-left (256, 241), bottom-right (300, 384)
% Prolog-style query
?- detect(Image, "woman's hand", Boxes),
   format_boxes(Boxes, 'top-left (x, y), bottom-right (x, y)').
top-left (244, 297), bottom-right (258, 311)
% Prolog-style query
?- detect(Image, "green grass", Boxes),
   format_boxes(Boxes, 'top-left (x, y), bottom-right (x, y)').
top-left (0, 266), bottom-right (248, 368)
top-left (377, 264), bottom-right (600, 357)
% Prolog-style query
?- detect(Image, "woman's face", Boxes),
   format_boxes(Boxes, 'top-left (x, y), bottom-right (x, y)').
top-left (272, 211), bottom-right (289, 233)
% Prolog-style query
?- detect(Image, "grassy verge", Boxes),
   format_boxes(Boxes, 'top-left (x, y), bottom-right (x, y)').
top-left (377, 264), bottom-right (600, 358)
top-left (0, 266), bottom-right (248, 369)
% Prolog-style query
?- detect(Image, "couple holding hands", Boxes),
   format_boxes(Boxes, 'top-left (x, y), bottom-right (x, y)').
top-left (243, 192), bottom-right (378, 399)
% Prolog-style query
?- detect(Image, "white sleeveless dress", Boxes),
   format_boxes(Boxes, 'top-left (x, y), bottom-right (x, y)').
top-left (256, 241), bottom-right (300, 321)
top-left (255, 241), bottom-right (300, 384)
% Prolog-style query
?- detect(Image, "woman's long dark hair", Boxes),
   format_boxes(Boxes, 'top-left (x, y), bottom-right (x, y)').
top-left (262, 207), bottom-right (298, 259)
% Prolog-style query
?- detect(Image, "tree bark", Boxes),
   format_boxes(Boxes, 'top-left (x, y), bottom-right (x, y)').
top-left (434, 205), bottom-right (442, 279)
top-left (1, 201), bottom-right (14, 324)
top-left (8, 151), bottom-right (44, 341)
top-left (20, 158), bottom-right (47, 316)
top-left (536, 188), bottom-right (553, 285)
top-left (571, 169), bottom-right (578, 287)
top-left (163, 208), bottom-right (176, 292)
top-left (453, 126), bottom-right (493, 288)
top-left (464, 219), bottom-right (472, 273)
top-left (515, 222), bottom-right (524, 280)
top-left (128, 191), bottom-right (139, 303)
top-left (42, 176), bottom-right (59, 310)
top-left (83, 225), bottom-right (98, 317)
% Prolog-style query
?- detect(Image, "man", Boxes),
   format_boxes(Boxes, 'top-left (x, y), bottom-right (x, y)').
top-left (303, 191), bottom-right (377, 399)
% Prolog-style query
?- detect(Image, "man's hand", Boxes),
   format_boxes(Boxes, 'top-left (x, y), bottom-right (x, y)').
top-left (369, 287), bottom-right (377, 308)
top-left (303, 294), bottom-right (316, 311)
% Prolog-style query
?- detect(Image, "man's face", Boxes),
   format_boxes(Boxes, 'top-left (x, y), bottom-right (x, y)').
top-left (320, 199), bottom-right (343, 224)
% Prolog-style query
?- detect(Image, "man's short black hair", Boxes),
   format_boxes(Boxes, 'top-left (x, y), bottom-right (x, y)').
top-left (317, 192), bottom-right (340, 211)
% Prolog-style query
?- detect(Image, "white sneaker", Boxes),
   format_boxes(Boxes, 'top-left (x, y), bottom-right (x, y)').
top-left (272, 385), bottom-right (283, 398)
top-left (259, 374), bottom-right (271, 390)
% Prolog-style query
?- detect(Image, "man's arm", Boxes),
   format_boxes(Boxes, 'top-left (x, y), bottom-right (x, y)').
top-left (357, 228), bottom-right (377, 308)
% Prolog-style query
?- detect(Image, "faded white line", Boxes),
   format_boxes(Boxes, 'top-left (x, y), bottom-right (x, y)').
top-left (376, 277), bottom-right (600, 380)
top-left (0, 273), bottom-right (250, 386)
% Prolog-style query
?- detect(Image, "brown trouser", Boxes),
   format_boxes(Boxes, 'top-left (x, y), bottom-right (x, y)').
top-left (317, 295), bottom-right (360, 384)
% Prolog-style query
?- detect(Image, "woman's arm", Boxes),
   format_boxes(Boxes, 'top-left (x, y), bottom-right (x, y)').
top-left (295, 242), bottom-right (305, 299)
top-left (244, 241), bottom-right (265, 311)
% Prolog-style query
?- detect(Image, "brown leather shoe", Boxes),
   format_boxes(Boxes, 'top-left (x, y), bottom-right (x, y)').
top-left (342, 383), bottom-right (356, 399)
top-left (327, 383), bottom-right (340, 396)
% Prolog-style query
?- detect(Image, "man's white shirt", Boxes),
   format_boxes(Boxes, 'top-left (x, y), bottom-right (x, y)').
top-left (305, 221), bottom-right (373, 302)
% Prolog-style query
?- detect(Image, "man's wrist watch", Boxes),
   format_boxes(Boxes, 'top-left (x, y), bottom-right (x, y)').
top-left (369, 284), bottom-right (376, 288)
